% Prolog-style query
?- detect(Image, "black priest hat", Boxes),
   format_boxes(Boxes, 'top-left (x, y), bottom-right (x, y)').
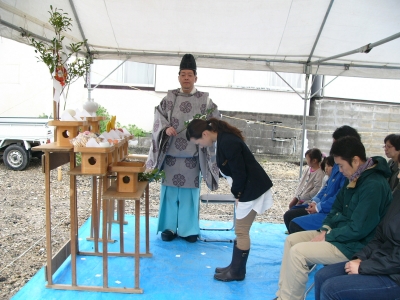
top-left (179, 54), bottom-right (197, 73)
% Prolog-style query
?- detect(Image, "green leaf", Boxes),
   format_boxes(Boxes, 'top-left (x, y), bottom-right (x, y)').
top-left (138, 169), bottom-right (165, 182)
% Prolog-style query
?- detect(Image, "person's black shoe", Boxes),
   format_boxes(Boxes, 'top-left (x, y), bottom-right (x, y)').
top-left (181, 235), bottom-right (198, 243)
top-left (161, 229), bottom-right (176, 241)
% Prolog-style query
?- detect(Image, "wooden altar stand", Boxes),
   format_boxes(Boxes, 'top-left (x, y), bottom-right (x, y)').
top-left (32, 121), bottom-right (151, 294)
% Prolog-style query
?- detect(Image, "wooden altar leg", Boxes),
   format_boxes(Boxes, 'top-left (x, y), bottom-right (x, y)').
top-left (102, 197), bottom-right (109, 288)
top-left (113, 202), bottom-right (128, 225)
top-left (145, 184), bottom-right (150, 254)
top-left (108, 200), bottom-right (114, 239)
top-left (118, 200), bottom-right (125, 254)
top-left (135, 199), bottom-right (140, 289)
top-left (70, 151), bottom-right (77, 286)
top-left (112, 176), bottom-right (128, 225)
top-left (92, 176), bottom-right (99, 253)
top-left (100, 174), bottom-right (115, 244)
top-left (45, 152), bottom-right (53, 284)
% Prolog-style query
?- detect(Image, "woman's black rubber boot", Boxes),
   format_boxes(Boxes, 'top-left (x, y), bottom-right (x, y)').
top-left (214, 245), bottom-right (249, 282)
top-left (215, 240), bottom-right (237, 273)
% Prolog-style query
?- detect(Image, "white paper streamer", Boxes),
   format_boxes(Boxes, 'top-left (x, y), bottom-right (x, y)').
top-left (53, 78), bottom-right (62, 103)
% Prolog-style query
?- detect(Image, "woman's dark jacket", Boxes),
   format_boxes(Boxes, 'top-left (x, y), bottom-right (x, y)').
top-left (353, 188), bottom-right (400, 285)
top-left (216, 132), bottom-right (273, 202)
top-left (388, 158), bottom-right (399, 192)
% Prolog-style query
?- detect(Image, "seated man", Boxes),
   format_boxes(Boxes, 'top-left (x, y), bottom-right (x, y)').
top-left (314, 188), bottom-right (400, 300)
top-left (275, 136), bottom-right (392, 300)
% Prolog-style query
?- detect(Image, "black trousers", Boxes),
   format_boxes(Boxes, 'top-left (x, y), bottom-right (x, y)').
top-left (283, 207), bottom-right (308, 233)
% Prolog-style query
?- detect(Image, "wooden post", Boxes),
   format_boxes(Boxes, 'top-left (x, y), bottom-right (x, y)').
top-left (53, 88), bottom-right (58, 143)
top-left (45, 152), bottom-right (52, 285)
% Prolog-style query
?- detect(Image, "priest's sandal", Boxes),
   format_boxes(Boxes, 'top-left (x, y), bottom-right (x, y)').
top-left (161, 229), bottom-right (176, 241)
top-left (181, 235), bottom-right (198, 243)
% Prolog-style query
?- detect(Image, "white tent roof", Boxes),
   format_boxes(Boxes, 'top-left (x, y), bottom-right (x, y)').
top-left (1, 0), bottom-right (400, 79)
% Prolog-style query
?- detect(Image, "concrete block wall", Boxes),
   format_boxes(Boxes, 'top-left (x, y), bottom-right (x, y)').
top-left (313, 98), bottom-right (400, 158)
top-left (221, 97), bottom-right (400, 160)
top-left (130, 99), bottom-right (399, 161)
top-left (220, 111), bottom-right (316, 160)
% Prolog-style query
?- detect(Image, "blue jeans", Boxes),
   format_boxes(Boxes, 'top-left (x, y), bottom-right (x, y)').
top-left (315, 262), bottom-right (400, 300)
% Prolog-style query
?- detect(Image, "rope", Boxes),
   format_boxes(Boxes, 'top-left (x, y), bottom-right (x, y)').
top-left (103, 0), bottom-right (120, 51)
top-left (0, 215), bottom-right (70, 273)
top-left (0, 174), bottom-right (93, 273)
top-left (221, 114), bottom-right (393, 135)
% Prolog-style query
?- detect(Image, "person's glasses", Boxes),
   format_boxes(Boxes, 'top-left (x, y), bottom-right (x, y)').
top-left (383, 145), bottom-right (394, 149)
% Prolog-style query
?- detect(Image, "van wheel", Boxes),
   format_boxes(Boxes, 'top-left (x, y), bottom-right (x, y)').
top-left (32, 150), bottom-right (43, 159)
top-left (3, 144), bottom-right (29, 171)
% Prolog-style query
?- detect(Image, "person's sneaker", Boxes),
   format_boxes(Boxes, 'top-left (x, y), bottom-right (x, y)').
top-left (161, 229), bottom-right (176, 241)
top-left (284, 230), bottom-right (289, 235)
top-left (181, 235), bottom-right (198, 243)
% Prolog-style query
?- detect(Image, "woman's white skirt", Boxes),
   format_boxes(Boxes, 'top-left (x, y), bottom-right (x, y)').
top-left (236, 189), bottom-right (274, 219)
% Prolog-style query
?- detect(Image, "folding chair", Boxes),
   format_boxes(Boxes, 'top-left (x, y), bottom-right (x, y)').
top-left (303, 264), bottom-right (317, 300)
top-left (198, 193), bottom-right (236, 242)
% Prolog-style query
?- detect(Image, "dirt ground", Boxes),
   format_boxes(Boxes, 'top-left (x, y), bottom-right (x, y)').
top-left (0, 156), bottom-right (299, 299)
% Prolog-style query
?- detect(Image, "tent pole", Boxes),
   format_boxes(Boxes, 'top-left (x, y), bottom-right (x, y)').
top-left (307, 0), bottom-right (334, 62)
top-left (269, 69), bottom-right (304, 99)
top-left (311, 31), bottom-right (400, 65)
top-left (91, 59), bottom-right (129, 91)
top-left (87, 64), bottom-right (92, 100)
top-left (68, 0), bottom-right (91, 54)
top-left (299, 74), bottom-right (310, 178)
top-left (309, 74), bottom-right (341, 98)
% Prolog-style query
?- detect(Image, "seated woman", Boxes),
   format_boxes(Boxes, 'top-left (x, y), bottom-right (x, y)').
top-left (283, 148), bottom-right (325, 232)
top-left (317, 156), bottom-right (330, 194)
top-left (314, 188), bottom-right (400, 300)
top-left (288, 156), bottom-right (337, 234)
top-left (383, 133), bottom-right (400, 191)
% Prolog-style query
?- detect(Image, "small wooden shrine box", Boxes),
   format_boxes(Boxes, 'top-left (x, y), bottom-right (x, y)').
top-left (48, 120), bottom-right (86, 147)
top-left (75, 146), bottom-right (115, 174)
top-left (109, 161), bottom-right (146, 193)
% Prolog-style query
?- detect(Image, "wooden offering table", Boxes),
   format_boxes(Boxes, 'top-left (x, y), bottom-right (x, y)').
top-left (101, 181), bottom-right (151, 293)
top-left (33, 134), bottom-right (151, 294)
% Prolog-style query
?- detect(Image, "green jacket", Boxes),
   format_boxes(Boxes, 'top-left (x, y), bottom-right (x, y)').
top-left (320, 156), bottom-right (392, 259)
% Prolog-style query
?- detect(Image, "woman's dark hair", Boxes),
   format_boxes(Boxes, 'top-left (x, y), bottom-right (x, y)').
top-left (305, 148), bottom-right (323, 163)
top-left (320, 157), bottom-right (327, 172)
top-left (384, 134), bottom-right (400, 150)
top-left (332, 125), bottom-right (361, 141)
top-left (321, 155), bottom-right (335, 172)
top-left (330, 136), bottom-right (366, 166)
top-left (325, 155), bottom-right (335, 167)
top-left (186, 118), bottom-right (244, 141)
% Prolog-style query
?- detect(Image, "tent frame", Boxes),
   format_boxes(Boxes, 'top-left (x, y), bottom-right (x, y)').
top-left (2, 0), bottom-right (400, 177)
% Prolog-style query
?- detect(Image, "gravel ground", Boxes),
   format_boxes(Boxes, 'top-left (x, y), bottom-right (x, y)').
top-left (0, 155), bottom-right (299, 299)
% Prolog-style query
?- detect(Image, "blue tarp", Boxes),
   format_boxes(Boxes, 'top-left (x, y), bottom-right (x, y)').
top-left (12, 216), bottom-right (317, 300)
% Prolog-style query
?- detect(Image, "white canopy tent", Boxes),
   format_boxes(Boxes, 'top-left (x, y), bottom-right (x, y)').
top-left (1, 0), bottom-right (400, 173)
top-left (1, 0), bottom-right (400, 79)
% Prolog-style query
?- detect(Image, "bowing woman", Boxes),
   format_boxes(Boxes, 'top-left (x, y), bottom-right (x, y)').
top-left (186, 117), bottom-right (274, 282)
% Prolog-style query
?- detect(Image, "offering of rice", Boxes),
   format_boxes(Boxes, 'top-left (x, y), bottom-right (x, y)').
top-left (70, 131), bottom-right (102, 147)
